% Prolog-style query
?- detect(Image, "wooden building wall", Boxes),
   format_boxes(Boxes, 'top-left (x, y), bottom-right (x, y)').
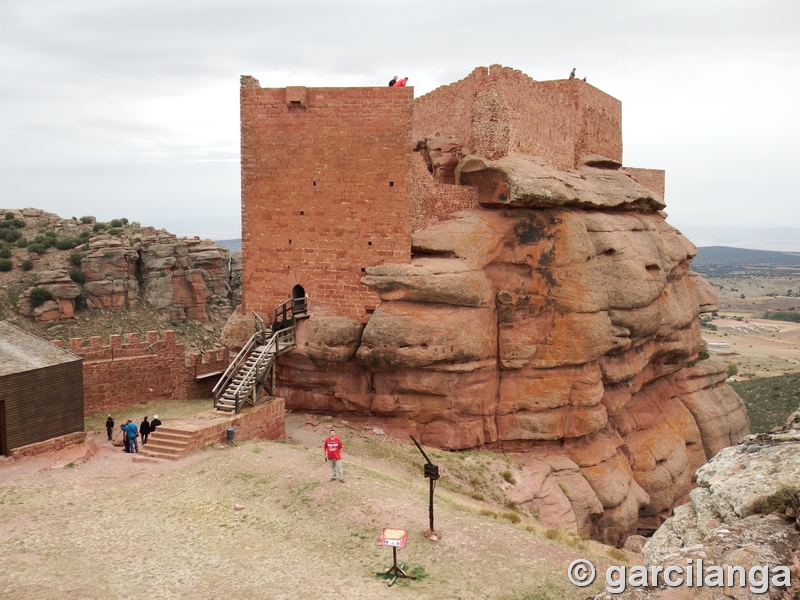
top-left (0, 361), bottom-right (84, 454)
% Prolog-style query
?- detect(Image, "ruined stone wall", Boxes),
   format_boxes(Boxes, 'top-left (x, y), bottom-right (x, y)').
top-left (8, 431), bottom-right (88, 459)
top-left (409, 153), bottom-right (479, 233)
top-left (624, 167), bottom-right (666, 199)
top-left (52, 331), bottom-right (229, 413)
top-left (412, 65), bottom-right (622, 171)
top-left (240, 78), bottom-right (413, 323)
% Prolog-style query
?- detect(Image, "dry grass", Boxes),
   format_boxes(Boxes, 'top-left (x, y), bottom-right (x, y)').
top-left (0, 416), bottom-right (625, 599)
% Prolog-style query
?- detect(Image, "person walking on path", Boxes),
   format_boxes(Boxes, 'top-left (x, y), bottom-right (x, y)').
top-left (123, 419), bottom-right (139, 454)
top-left (106, 415), bottom-right (115, 441)
top-left (150, 415), bottom-right (162, 433)
top-left (324, 429), bottom-right (345, 483)
top-left (140, 417), bottom-right (151, 445)
top-left (121, 422), bottom-right (130, 453)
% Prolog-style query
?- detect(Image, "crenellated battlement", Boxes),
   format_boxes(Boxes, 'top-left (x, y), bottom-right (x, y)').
top-left (51, 331), bottom-right (232, 414)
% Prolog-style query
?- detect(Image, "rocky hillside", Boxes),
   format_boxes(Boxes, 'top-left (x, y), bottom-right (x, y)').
top-left (591, 409), bottom-right (800, 599)
top-left (0, 208), bottom-right (241, 349)
top-left (271, 153), bottom-right (751, 547)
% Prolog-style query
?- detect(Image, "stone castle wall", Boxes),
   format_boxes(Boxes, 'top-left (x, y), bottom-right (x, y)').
top-left (412, 65), bottom-right (622, 170)
top-left (409, 152), bottom-right (479, 233)
top-left (240, 78), bottom-right (414, 323)
top-left (52, 331), bottom-right (230, 414)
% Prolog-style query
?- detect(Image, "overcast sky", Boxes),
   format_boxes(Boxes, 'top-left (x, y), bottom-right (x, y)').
top-left (1, 1), bottom-right (798, 246)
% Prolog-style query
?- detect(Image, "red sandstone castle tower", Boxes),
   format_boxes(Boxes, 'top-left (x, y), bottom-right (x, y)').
top-left (239, 65), bottom-right (664, 322)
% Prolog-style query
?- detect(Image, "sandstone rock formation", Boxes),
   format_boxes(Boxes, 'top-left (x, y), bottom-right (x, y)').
top-left (590, 410), bottom-right (800, 599)
top-left (7, 209), bottom-right (235, 323)
top-left (272, 153), bottom-right (750, 546)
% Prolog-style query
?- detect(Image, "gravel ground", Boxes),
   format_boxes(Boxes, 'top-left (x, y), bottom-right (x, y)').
top-left (0, 415), bottom-right (623, 600)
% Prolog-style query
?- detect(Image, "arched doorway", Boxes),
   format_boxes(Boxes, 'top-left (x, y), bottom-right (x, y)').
top-left (292, 284), bottom-right (307, 314)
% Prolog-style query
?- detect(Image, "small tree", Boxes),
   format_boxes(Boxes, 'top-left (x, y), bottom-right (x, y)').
top-left (29, 287), bottom-right (52, 308)
top-left (69, 269), bottom-right (86, 284)
top-left (0, 259), bottom-right (12, 271)
top-left (727, 364), bottom-right (739, 377)
top-left (21, 259), bottom-right (33, 271)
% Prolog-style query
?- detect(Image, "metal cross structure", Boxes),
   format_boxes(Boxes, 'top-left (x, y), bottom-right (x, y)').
top-left (410, 435), bottom-right (440, 534)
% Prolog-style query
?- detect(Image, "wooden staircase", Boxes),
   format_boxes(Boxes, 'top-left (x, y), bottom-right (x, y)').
top-left (213, 298), bottom-right (307, 413)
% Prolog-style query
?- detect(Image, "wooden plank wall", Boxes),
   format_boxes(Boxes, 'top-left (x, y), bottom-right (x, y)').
top-left (0, 362), bottom-right (84, 453)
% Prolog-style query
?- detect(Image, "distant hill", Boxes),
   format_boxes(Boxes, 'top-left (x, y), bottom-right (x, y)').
top-left (675, 225), bottom-right (800, 252)
top-left (214, 238), bottom-right (242, 252)
top-left (693, 246), bottom-right (800, 277)
top-left (729, 373), bottom-right (800, 433)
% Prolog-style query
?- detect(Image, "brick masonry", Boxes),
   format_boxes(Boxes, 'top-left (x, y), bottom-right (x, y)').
top-left (412, 65), bottom-right (622, 170)
top-left (240, 65), bottom-right (656, 325)
top-left (9, 431), bottom-right (88, 459)
top-left (51, 331), bottom-right (231, 414)
top-left (240, 78), bottom-right (414, 323)
top-left (181, 400), bottom-right (286, 452)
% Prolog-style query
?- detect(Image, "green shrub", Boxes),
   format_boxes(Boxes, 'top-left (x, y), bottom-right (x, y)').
top-left (78, 230), bottom-right (91, 240)
top-left (92, 222), bottom-right (108, 232)
top-left (0, 247), bottom-right (11, 259)
top-left (54, 237), bottom-right (80, 250)
top-left (15, 237), bottom-right (28, 248)
top-left (44, 230), bottom-right (57, 239)
top-left (109, 219), bottom-right (123, 228)
top-left (21, 259), bottom-right (33, 271)
top-left (727, 364), bottom-right (739, 377)
top-left (501, 470), bottom-right (517, 484)
top-left (68, 269), bottom-right (86, 284)
top-left (0, 227), bottom-right (21, 243)
top-left (80, 215), bottom-right (95, 224)
top-left (120, 217), bottom-right (129, 225)
top-left (32, 235), bottom-right (53, 248)
top-left (0, 218), bottom-right (25, 228)
top-left (751, 484), bottom-right (800, 515)
top-left (0, 259), bottom-right (12, 271)
top-left (68, 253), bottom-right (83, 267)
top-left (27, 243), bottom-right (46, 255)
top-left (75, 293), bottom-right (87, 310)
top-left (764, 311), bottom-right (800, 323)
top-left (4, 212), bottom-right (14, 220)
top-left (29, 287), bottom-right (52, 308)
top-left (108, 228), bottom-right (120, 236)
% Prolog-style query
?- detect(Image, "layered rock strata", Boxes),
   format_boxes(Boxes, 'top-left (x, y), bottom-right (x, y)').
top-left (590, 411), bottom-right (800, 599)
top-left (274, 155), bottom-right (749, 544)
top-left (7, 210), bottom-right (234, 323)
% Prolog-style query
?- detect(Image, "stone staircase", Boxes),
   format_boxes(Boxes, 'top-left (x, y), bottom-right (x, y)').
top-left (141, 427), bottom-right (198, 460)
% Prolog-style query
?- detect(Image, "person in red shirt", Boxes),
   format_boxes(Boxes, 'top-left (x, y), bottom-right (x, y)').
top-left (394, 77), bottom-right (408, 87)
top-left (324, 429), bottom-right (345, 483)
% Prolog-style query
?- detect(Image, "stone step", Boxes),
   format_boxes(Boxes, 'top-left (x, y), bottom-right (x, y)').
top-left (140, 449), bottom-right (181, 461)
top-left (146, 438), bottom-right (191, 450)
top-left (150, 430), bottom-right (195, 442)
top-left (142, 443), bottom-right (183, 456)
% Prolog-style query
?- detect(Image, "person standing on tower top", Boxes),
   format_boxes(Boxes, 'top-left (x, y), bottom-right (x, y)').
top-left (389, 75), bottom-right (397, 86)
top-left (569, 68), bottom-right (576, 79)
top-left (395, 77), bottom-right (408, 87)
top-left (324, 429), bottom-right (345, 483)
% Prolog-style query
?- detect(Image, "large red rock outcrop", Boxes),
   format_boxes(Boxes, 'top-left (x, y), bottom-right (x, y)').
top-left (273, 154), bottom-right (749, 545)
top-left (6, 209), bottom-right (234, 324)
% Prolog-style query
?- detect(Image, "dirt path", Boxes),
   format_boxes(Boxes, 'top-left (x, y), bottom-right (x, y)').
top-left (0, 414), bottom-right (624, 600)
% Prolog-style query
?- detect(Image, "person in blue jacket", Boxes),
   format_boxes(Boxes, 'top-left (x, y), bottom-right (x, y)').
top-left (123, 420), bottom-right (139, 453)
